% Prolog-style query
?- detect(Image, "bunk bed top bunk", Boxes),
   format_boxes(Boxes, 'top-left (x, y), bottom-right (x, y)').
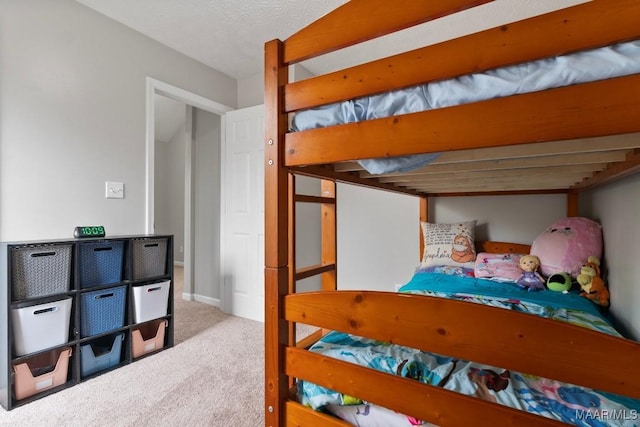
top-left (264, 1), bottom-right (640, 426)
top-left (268, 0), bottom-right (640, 198)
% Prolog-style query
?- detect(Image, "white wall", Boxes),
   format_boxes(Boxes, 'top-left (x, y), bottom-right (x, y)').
top-left (237, 73), bottom-right (263, 109)
top-left (582, 174), bottom-right (640, 339)
top-left (154, 121), bottom-right (187, 263)
top-left (432, 194), bottom-right (565, 244)
top-left (193, 109), bottom-right (222, 301)
top-left (337, 184), bottom-right (420, 291)
top-left (337, 189), bottom-right (567, 291)
top-left (0, 0), bottom-right (236, 242)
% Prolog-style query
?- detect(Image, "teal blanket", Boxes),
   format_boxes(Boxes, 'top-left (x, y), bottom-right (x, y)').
top-left (400, 271), bottom-right (606, 320)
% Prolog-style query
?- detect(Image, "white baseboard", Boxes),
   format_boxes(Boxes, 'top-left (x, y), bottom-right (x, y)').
top-left (181, 292), bottom-right (221, 308)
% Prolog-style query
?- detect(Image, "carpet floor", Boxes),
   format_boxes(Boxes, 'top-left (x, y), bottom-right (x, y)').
top-left (0, 267), bottom-right (266, 427)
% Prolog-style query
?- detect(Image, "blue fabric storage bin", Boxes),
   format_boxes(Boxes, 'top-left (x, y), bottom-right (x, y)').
top-left (80, 286), bottom-right (126, 338)
top-left (80, 333), bottom-right (124, 377)
top-left (78, 241), bottom-right (124, 288)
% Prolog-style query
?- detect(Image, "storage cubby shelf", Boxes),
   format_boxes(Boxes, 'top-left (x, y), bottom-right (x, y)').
top-left (0, 234), bottom-right (174, 410)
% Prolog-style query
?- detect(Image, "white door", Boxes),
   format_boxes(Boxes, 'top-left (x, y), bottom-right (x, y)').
top-left (222, 105), bottom-right (265, 322)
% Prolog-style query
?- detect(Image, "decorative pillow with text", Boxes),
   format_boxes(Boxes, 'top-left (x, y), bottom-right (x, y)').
top-left (420, 220), bottom-right (477, 269)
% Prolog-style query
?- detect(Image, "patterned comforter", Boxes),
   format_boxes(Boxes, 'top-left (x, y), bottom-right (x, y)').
top-left (299, 272), bottom-right (640, 426)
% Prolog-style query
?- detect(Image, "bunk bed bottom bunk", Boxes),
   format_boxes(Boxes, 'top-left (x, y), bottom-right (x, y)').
top-left (295, 269), bottom-right (639, 426)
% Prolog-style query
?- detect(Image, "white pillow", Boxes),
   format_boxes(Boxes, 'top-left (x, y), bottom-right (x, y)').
top-left (420, 220), bottom-right (477, 269)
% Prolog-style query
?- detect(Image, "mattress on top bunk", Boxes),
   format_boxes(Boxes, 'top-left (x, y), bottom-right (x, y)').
top-left (298, 271), bottom-right (640, 427)
top-left (291, 40), bottom-right (640, 175)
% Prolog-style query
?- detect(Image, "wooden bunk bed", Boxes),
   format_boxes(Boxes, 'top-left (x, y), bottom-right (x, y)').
top-left (264, 1), bottom-right (640, 425)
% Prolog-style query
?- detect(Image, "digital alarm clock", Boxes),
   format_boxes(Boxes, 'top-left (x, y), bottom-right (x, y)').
top-left (74, 226), bottom-right (106, 238)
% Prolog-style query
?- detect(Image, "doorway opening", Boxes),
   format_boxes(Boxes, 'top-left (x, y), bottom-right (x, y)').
top-left (145, 78), bottom-right (232, 305)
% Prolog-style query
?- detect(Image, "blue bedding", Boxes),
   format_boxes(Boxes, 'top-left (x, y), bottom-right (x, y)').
top-left (292, 40), bottom-right (640, 174)
top-left (299, 272), bottom-right (639, 426)
top-left (401, 271), bottom-right (605, 320)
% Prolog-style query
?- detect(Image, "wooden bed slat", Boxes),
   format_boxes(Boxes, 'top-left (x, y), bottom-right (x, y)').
top-left (285, 401), bottom-right (350, 427)
top-left (285, 0), bottom-right (640, 112)
top-left (285, 74), bottom-right (640, 167)
top-left (406, 173), bottom-right (597, 190)
top-left (413, 183), bottom-right (577, 194)
top-left (285, 291), bottom-right (640, 399)
top-left (575, 148), bottom-right (640, 190)
top-left (291, 166), bottom-right (423, 197)
top-left (286, 348), bottom-right (567, 426)
top-left (282, 0), bottom-right (492, 65)
top-left (379, 164), bottom-right (606, 184)
top-left (428, 135), bottom-right (640, 166)
top-left (334, 134), bottom-right (640, 174)
top-left (428, 189), bottom-right (568, 198)
top-left (371, 152), bottom-right (625, 179)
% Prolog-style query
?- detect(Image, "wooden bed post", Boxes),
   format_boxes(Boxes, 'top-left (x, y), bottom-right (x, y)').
top-left (419, 195), bottom-right (428, 262)
top-left (321, 180), bottom-right (337, 291)
top-left (567, 190), bottom-right (579, 217)
top-left (287, 173), bottom-right (296, 374)
top-left (264, 39), bottom-right (289, 427)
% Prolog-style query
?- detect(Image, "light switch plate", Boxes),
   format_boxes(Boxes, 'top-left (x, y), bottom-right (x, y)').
top-left (105, 181), bottom-right (124, 199)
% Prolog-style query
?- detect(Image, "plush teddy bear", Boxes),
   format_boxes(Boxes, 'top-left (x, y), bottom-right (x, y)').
top-left (576, 256), bottom-right (610, 307)
top-left (517, 254), bottom-right (546, 292)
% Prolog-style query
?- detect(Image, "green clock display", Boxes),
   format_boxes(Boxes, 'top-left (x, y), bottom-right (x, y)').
top-left (74, 226), bottom-right (106, 238)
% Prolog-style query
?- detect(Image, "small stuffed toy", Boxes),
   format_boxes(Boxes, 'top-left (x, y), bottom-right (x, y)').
top-left (576, 256), bottom-right (610, 307)
top-left (546, 272), bottom-right (572, 293)
top-left (517, 255), bottom-right (546, 292)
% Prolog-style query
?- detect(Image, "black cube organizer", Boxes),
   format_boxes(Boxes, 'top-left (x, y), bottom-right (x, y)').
top-left (0, 234), bottom-right (174, 410)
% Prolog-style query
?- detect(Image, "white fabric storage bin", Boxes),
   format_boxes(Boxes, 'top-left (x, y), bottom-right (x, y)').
top-left (132, 281), bottom-right (170, 323)
top-left (12, 297), bottom-right (72, 356)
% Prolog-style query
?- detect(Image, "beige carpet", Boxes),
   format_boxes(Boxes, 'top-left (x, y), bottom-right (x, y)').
top-left (0, 267), bottom-right (266, 426)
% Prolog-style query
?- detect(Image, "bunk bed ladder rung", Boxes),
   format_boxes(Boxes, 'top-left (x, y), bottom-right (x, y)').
top-left (294, 263), bottom-right (336, 281)
top-left (294, 194), bottom-right (336, 204)
top-left (290, 179), bottom-right (338, 292)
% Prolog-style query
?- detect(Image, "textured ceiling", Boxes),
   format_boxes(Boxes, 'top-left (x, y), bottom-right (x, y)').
top-left (75, 0), bottom-right (347, 79)
top-left (75, 0), bottom-right (589, 80)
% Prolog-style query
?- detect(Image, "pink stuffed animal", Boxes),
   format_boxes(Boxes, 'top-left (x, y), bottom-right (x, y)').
top-left (530, 217), bottom-right (602, 278)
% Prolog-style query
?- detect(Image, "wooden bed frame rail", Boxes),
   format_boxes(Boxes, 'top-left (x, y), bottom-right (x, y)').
top-left (283, 0), bottom-right (640, 113)
top-left (284, 74), bottom-right (640, 167)
top-left (264, 0), bottom-right (640, 425)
